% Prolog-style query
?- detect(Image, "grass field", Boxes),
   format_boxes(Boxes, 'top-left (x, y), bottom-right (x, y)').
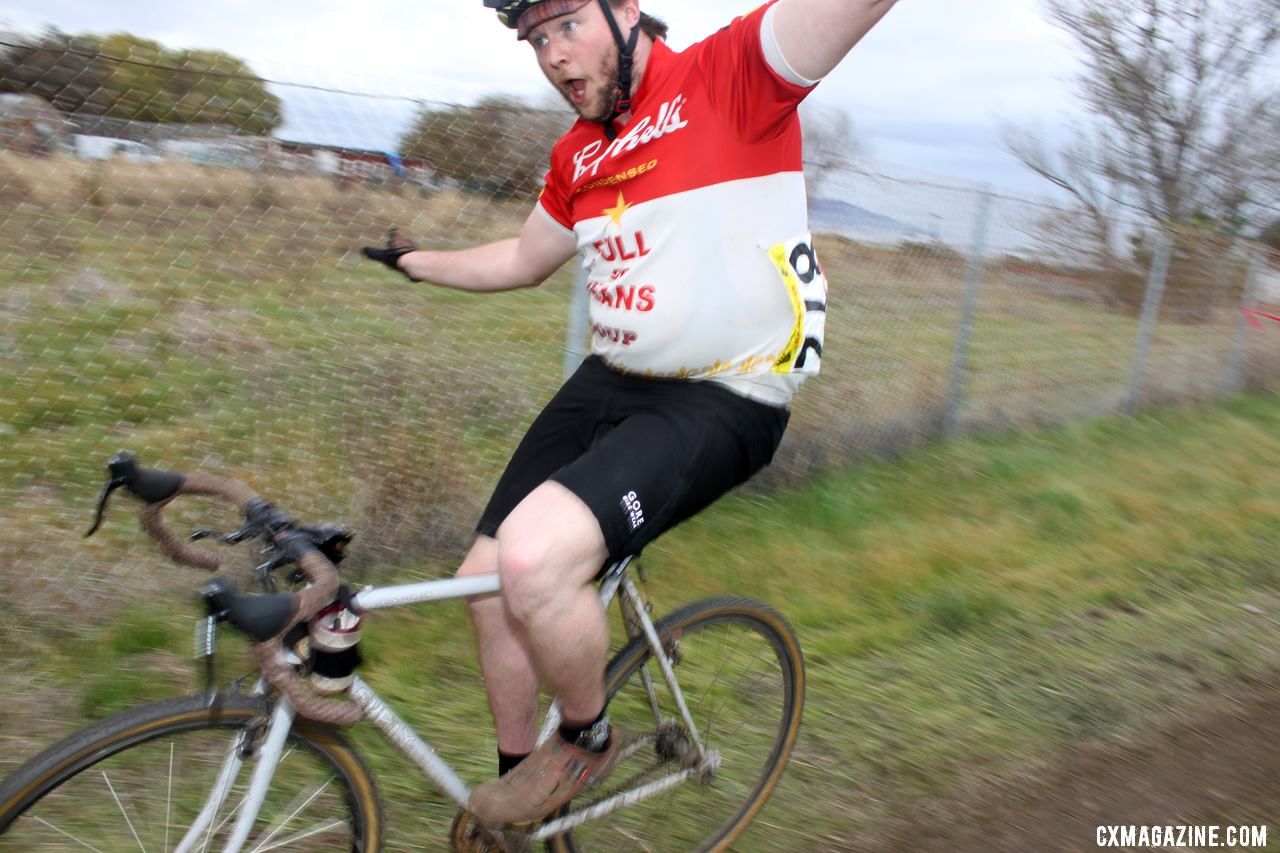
top-left (3, 393), bottom-right (1280, 848)
top-left (2, 155), bottom-right (1280, 849)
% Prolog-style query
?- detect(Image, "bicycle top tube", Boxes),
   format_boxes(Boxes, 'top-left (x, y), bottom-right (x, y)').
top-left (351, 573), bottom-right (500, 611)
top-left (350, 556), bottom-right (635, 612)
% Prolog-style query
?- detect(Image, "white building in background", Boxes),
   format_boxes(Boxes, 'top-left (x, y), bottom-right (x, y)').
top-left (0, 93), bottom-right (72, 155)
top-left (71, 134), bottom-right (164, 163)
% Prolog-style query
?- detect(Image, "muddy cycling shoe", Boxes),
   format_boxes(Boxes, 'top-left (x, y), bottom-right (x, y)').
top-left (468, 733), bottom-right (623, 826)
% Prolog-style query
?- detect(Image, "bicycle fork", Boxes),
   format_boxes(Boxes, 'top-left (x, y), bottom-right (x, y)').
top-left (175, 697), bottom-right (295, 853)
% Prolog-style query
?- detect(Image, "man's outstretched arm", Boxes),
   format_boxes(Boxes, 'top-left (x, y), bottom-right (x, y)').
top-left (394, 206), bottom-right (577, 293)
top-left (771, 0), bottom-right (899, 82)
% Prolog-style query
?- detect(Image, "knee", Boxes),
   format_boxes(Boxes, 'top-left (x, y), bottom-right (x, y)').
top-left (497, 542), bottom-right (558, 624)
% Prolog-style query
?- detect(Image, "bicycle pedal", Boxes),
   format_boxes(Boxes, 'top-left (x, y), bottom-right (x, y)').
top-left (450, 809), bottom-right (532, 853)
top-left (499, 829), bottom-right (533, 853)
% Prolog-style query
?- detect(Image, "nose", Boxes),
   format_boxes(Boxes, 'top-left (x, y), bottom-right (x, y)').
top-left (546, 36), bottom-right (570, 68)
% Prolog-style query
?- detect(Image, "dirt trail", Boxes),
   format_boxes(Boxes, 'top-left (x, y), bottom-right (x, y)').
top-left (859, 680), bottom-right (1280, 852)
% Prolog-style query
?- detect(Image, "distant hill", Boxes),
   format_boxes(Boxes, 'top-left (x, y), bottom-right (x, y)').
top-left (808, 197), bottom-right (924, 243)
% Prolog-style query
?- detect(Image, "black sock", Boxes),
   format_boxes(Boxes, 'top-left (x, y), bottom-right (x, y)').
top-left (559, 709), bottom-right (610, 753)
top-left (498, 749), bottom-right (529, 777)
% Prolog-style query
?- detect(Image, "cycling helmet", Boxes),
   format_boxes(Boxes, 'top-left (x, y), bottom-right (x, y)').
top-left (484, 0), bottom-right (640, 138)
top-left (485, 0), bottom-right (593, 39)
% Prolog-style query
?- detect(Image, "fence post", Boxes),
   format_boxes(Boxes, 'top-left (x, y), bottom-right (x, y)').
top-left (942, 188), bottom-right (993, 438)
top-left (1222, 247), bottom-right (1265, 397)
top-left (1123, 231), bottom-right (1174, 415)
top-left (563, 264), bottom-right (589, 380)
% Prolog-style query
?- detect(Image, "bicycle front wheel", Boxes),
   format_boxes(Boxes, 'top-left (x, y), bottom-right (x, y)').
top-left (549, 596), bottom-right (805, 853)
top-left (0, 692), bottom-right (383, 851)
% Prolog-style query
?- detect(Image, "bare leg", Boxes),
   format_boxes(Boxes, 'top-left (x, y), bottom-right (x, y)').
top-left (495, 481), bottom-right (610, 725)
top-left (465, 483), bottom-right (619, 824)
top-left (458, 536), bottom-right (540, 755)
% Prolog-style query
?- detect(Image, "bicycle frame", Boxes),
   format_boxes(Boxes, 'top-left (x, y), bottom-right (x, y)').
top-left (193, 556), bottom-right (716, 851)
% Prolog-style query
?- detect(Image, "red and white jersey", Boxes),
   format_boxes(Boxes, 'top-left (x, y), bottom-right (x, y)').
top-left (538, 1), bottom-right (828, 405)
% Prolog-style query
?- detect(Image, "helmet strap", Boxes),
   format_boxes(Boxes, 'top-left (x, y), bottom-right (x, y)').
top-left (596, 0), bottom-right (640, 140)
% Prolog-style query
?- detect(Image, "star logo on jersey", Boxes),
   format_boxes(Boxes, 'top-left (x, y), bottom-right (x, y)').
top-left (603, 192), bottom-right (632, 229)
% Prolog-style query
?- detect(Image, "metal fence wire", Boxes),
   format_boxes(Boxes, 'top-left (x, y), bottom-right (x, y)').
top-left (2, 54), bottom-right (1279, 629)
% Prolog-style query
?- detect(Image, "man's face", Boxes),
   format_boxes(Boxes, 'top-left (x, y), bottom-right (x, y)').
top-left (528, 3), bottom-right (623, 123)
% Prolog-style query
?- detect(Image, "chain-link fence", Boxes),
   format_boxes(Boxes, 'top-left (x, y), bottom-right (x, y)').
top-left (3, 53), bottom-right (1279, 632)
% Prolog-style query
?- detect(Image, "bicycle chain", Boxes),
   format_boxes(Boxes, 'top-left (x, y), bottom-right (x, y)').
top-left (573, 725), bottom-right (697, 811)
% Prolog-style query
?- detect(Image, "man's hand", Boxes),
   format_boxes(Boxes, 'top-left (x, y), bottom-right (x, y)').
top-left (361, 228), bottom-right (421, 281)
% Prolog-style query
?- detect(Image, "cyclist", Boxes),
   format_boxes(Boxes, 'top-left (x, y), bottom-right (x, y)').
top-left (362, 0), bottom-right (898, 826)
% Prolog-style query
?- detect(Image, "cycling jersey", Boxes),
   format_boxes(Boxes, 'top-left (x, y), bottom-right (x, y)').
top-left (538, 1), bottom-right (828, 406)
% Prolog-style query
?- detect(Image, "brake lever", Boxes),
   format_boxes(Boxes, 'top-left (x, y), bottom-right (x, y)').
top-left (85, 475), bottom-right (128, 538)
top-left (189, 521), bottom-right (259, 546)
top-left (254, 553), bottom-right (292, 592)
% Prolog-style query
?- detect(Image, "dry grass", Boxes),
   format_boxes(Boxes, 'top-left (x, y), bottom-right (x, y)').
top-left (1, 155), bottom-right (1278, 627)
top-left (0, 153), bottom-right (528, 244)
top-left (3, 152), bottom-right (1280, 847)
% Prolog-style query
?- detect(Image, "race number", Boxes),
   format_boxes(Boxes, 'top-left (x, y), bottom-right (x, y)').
top-left (768, 233), bottom-right (827, 375)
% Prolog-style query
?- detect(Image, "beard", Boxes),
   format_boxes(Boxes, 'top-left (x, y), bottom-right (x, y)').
top-left (560, 50), bottom-right (620, 124)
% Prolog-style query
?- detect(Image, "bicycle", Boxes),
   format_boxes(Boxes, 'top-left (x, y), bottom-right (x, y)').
top-left (0, 452), bottom-right (805, 852)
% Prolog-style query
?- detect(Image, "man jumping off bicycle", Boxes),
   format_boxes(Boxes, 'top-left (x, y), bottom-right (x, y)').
top-left (362, 0), bottom-right (898, 828)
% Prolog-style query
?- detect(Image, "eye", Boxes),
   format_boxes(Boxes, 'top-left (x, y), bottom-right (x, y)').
top-left (562, 19), bottom-right (578, 33)
top-left (531, 34), bottom-right (550, 48)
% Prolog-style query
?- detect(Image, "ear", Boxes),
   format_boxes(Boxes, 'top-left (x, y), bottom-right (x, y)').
top-left (617, 0), bottom-right (641, 28)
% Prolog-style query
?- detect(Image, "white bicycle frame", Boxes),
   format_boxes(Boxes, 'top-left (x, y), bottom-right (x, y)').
top-left (183, 556), bottom-right (717, 852)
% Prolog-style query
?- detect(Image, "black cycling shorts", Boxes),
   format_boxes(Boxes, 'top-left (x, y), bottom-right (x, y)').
top-left (476, 356), bottom-right (790, 561)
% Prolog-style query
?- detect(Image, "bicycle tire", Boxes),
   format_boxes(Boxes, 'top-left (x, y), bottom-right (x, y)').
top-left (0, 692), bottom-right (384, 851)
top-left (547, 596), bottom-right (805, 853)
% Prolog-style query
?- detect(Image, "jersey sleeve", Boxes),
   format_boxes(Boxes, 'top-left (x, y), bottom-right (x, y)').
top-left (537, 143), bottom-right (575, 232)
top-left (693, 1), bottom-right (818, 142)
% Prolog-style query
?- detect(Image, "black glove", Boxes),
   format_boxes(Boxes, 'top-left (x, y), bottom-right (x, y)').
top-left (361, 228), bottom-right (420, 281)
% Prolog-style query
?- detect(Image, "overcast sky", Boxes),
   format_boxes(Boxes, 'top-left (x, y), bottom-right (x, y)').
top-left (0, 0), bottom-right (1089, 199)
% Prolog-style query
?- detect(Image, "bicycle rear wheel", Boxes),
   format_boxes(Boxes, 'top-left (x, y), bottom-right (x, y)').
top-left (548, 596), bottom-right (805, 853)
top-left (0, 692), bottom-right (382, 851)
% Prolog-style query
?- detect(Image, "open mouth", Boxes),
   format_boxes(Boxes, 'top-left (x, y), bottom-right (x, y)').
top-left (566, 79), bottom-right (588, 104)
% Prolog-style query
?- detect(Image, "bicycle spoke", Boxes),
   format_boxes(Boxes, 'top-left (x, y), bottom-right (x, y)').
top-left (198, 774), bottom-right (236, 853)
top-left (202, 742), bottom-right (301, 852)
top-left (101, 770), bottom-right (149, 853)
top-left (249, 778), bottom-right (334, 852)
top-left (696, 645), bottom-right (762, 742)
top-left (1, 697), bottom-right (374, 852)
top-left (250, 819), bottom-right (349, 852)
top-left (30, 816), bottom-right (107, 853)
top-left (554, 600), bottom-right (802, 852)
top-left (166, 741), bottom-right (174, 853)
top-left (201, 792), bottom-right (235, 853)
top-left (689, 625), bottom-right (749, 714)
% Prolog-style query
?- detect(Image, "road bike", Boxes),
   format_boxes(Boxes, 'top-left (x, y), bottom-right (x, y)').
top-left (0, 452), bottom-right (805, 851)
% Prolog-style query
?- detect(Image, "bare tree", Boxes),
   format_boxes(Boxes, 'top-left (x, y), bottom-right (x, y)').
top-left (800, 103), bottom-right (866, 197)
top-left (1003, 0), bottom-right (1280, 263)
top-left (1003, 123), bottom-right (1127, 265)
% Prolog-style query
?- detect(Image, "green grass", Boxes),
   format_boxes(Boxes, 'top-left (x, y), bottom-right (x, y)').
top-left (4, 393), bottom-right (1279, 848)
top-left (3, 162), bottom-right (1280, 848)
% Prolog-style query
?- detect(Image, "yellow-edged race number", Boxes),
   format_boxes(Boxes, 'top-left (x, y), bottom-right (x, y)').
top-left (768, 233), bottom-right (827, 375)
